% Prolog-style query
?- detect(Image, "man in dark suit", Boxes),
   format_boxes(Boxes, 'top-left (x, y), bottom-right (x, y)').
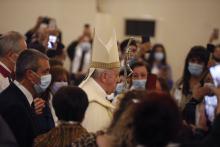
top-left (0, 49), bottom-right (51, 147)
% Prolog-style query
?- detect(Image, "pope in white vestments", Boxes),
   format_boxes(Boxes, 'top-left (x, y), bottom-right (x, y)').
top-left (79, 13), bottom-right (120, 132)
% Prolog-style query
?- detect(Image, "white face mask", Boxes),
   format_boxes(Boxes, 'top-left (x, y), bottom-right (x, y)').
top-left (34, 74), bottom-right (52, 94)
top-left (115, 83), bottom-right (124, 95)
top-left (188, 62), bottom-right (204, 76)
top-left (79, 42), bottom-right (91, 51)
top-left (51, 81), bottom-right (68, 94)
top-left (204, 82), bottom-right (215, 88)
top-left (154, 52), bottom-right (164, 61)
top-left (131, 79), bottom-right (147, 90)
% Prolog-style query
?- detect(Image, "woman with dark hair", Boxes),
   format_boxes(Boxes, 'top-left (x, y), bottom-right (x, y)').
top-left (42, 65), bottom-right (69, 124)
top-left (172, 46), bottom-right (209, 111)
top-left (108, 90), bottom-right (145, 132)
top-left (95, 90), bottom-right (146, 147)
top-left (133, 92), bottom-right (181, 147)
top-left (34, 86), bottom-right (91, 147)
top-left (95, 91), bottom-right (181, 147)
top-left (25, 16), bottom-right (48, 44)
top-left (148, 43), bottom-right (173, 90)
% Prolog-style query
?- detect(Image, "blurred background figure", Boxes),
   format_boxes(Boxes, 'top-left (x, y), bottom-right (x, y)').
top-left (119, 38), bottom-right (138, 66)
top-left (28, 26), bottom-right (49, 54)
top-left (210, 44), bottom-right (220, 65)
top-left (67, 24), bottom-right (93, 85)
top-left (47, 39), bottom-right (66, 65)
top-left (25, 16), bottom-right (46, 45)
top-left (148, 43), bottom-right (173, 90)
top-left (138, 36), bottom-right (152, 63)
top-left (49, 58), bottom-right (63, 67)
top-left (26, 16), bottom-right (62, 45)
top-left (67, 24), bottom-right (92, 62)
top-left (70, 35), bottom-right (92, 85)
top-left (27, 17), bottom-right (65, 64)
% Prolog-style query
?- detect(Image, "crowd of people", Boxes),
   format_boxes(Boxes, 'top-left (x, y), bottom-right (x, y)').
top-left (0, 15), bottom-right (220, 147)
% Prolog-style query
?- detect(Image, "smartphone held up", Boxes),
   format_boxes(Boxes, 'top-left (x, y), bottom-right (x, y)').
top-left (210, 65), bottom-right (220, 87)
top-left (48, 35), bottom-right (57, 49)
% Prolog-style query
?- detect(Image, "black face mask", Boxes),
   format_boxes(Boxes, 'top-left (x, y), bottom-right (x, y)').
top-left (213, 56), bottom-right (220, 62)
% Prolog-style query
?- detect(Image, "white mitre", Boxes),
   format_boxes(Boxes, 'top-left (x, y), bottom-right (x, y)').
top-left (79, 13), bottom-right (120, 86)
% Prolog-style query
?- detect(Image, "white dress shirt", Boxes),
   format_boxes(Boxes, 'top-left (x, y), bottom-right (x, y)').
top-left (14, 80), bottom-right (33, 106)
top-left (0, 61), bottom-right (11, 93)
top-left (48, 92), bottom-right (58, 126)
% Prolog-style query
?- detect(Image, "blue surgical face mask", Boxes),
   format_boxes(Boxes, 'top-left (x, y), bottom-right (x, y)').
top-left (33, 73), bottom-right (52, 94)
top-left (51, 81), bottom-right (68, 94)
top-left (115, 83), bottom-right (124, 95)
top-left (154, 52), bottom-right (164, 61)
top-left (188, 62), bottom-right (204, 76)
top-left (79, 42), bottom-right (91, 51)
top-left (131, 79), bottom-right (146, 90)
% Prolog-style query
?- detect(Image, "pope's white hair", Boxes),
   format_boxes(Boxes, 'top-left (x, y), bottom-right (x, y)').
top-left (91, 68), bottom-right (116, 80)
top-left (92, 68), bottom-right (106, 79)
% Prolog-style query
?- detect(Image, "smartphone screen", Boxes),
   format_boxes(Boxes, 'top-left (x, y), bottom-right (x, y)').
top-left (145, 74), bottom-right (157, 90)
top-left (209, 65), bottom-right (220, 87)
top-left (48, 35), bottom-right (57, 49)
top-left (204, 95), bottom-right (218, 122)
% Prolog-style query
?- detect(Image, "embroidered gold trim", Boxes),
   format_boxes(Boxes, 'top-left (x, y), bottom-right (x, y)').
top-left (90, 61), bottom-right (120, 69)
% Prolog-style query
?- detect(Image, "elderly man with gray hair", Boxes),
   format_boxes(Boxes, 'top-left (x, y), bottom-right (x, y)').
top-left (0, 31), bottom-right (27, 92)
top-left (0, 49), bottom-right (52, 147)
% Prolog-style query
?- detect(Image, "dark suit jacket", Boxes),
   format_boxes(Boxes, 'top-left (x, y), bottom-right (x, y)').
top-left (33, 102), bottom-right (55, 135)
top-left (0, 83), bottom-right (37, 147)
top-left (180, 114), bottom-right (220, 147)
top-left (0, 115), bottom-right (18, 147)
